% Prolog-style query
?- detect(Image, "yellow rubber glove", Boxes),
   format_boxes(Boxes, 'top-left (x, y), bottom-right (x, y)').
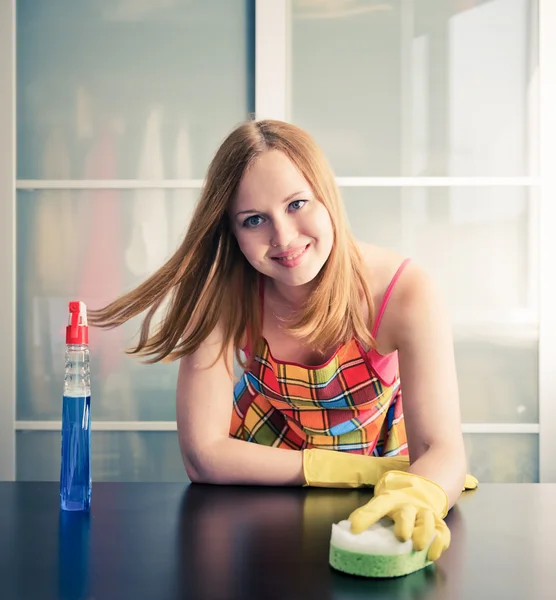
top-left (302, 448), bottom-right (479, 491)
top-left (348, 470), bottom-right (450, 561)
top-left (462, 472), bottom-right (479, 491)
top-left (388, 457), bottom-right (478, 491)
top-left (302, 448), bottom-right (412, 488)
top-left (392, 457), bottom-right (478, 491)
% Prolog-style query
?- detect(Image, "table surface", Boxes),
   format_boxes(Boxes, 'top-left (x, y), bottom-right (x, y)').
top-left (1, 482), bottom-right (555, 600)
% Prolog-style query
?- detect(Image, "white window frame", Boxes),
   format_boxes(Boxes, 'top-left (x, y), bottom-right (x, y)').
top-left (0, 0), bottom-right (16, 481)
top-left (1, 0), bottom-right (554, 482)
top-left (538, 0), bottom-right (556, 483)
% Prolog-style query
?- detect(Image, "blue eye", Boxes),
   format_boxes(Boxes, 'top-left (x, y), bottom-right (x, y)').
top-left (241, 200), bottom-right (307, 229)
top-left (243, 215), bottom-right (264, 228)
top-left (289, 199), bottom-right (307, 211)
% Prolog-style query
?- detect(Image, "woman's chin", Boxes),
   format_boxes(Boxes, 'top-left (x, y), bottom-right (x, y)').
top-left (271, 262), bottom-right (324, 288)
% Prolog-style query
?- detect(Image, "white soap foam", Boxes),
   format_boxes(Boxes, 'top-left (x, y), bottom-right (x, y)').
top-left (330, 518), bottom-right (417, 556)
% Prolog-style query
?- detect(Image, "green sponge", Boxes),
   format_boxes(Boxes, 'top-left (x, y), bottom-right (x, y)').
top-left (329, 518), bottom-right (433, 578)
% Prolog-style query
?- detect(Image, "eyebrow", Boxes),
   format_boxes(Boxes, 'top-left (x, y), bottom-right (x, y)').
top-left (235, 191), bottom-right (309, 218)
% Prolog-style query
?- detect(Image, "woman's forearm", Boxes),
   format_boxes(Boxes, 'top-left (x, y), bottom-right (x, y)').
top-left (407, 443), bottom-right (467, 509)
top-left (184, 437), bottom-right (467, 503)
top-left (183, 436), bottom-right (306, 486)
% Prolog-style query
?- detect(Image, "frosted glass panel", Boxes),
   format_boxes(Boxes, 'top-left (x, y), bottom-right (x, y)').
top-left (291, 0), bottom-right (537, 176)
top-left (17, 188), bottom-right (201, 421)
top-left (464, 434), bottom-right (538, 483)
top-left (17, 431), bottom-right (538, 483)
top-left (17, 0), bottom-right (254, 179)
top-left (17, 431), bottom-right (188, 482)
top-left (456, 337), bottom-right (537, 424)
top-left (342, 187), bottom-right (404, 254)
top-left (18, 186), bottom-right (537, 424)
top-left (342, 186), bottom-right (538, 423)
top-left (342, 186), bottom-right (535, 315)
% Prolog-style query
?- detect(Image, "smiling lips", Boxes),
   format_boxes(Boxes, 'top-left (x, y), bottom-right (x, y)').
top-left (270, 244), bottom-right (310, 268)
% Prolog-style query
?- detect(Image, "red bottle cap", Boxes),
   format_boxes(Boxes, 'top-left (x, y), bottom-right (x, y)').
top-left (66, 301), bottom-right (89, 345)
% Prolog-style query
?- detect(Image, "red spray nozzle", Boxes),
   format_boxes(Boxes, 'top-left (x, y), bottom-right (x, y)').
top-left (66, 301), bottom-right (89, 345)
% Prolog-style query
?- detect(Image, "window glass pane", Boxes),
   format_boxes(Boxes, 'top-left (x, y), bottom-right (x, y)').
top-left (17, 431), bottom-right (538, 484)
top-left (17, 189), bottom-right (198, 421)
top-left (291, 0), bottom-right (537, 176)
top-left (18, 185), bottom-right (537, 424)
top-left (343, 186), bottom-right (534, 316)
top-left (17, 431), bottom-right (188, 482)
top-left (342, 186), bottom-right (538, 423)
top-left (457, 337), bottom-right (537, 424)
top-left (464, 433), bottom-right (538, 483)
top-left (17, 0), bottom-right (254, 179)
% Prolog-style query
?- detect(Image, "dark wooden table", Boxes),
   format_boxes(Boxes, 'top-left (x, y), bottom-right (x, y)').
top-left (0, 482), bottom-right (554, 600)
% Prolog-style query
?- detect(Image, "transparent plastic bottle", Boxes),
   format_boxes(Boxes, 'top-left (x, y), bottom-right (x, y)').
top-left (60, 301), bottom-right (91, 511)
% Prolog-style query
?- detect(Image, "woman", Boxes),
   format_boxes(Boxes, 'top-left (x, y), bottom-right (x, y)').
top-left (89, 119), bottom-right (477, 562)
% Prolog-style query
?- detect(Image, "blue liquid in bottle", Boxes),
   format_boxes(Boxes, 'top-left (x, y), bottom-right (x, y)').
top-left (61, 301), bottom-right (92, 512)
top-left (60, 393), bottom-right (91, 511)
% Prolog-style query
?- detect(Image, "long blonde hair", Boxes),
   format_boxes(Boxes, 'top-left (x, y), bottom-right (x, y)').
top-left (88, 119), bottom-right (375, 371)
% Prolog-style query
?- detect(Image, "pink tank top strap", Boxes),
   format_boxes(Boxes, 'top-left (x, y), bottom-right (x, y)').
top-left (371, 258), bottom-right (411, 338)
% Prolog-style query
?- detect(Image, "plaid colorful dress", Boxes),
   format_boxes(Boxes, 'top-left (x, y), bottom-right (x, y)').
top-left (229, 259), bottom-right (410, 457)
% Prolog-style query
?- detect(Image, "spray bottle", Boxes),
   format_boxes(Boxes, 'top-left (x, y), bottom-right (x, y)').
top-left (60, 301), bottom-right (91, 511)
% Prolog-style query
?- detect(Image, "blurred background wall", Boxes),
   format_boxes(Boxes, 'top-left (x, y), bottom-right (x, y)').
top-left (2, 0), bottom-right (554, 484)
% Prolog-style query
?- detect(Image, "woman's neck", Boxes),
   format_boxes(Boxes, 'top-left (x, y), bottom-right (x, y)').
top-left (265, 277), bottom-right (314, 313)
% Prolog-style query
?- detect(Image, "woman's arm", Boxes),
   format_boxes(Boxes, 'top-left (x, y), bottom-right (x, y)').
top-left (176, 320), bottom-right (305, 486)
top-left (385, 261), bottom-right (467, 508)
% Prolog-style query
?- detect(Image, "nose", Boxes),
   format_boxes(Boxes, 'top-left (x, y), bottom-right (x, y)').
top-left (270, 217), bottom-right (297, 249)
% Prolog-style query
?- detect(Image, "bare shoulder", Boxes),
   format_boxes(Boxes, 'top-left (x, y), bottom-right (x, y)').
top-left (356, 241), bottom-right (448, 353)
top-left (356, 240), bottom-right (407, 301)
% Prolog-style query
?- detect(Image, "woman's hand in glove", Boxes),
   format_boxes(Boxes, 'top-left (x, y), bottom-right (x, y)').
top-left (348, 470), bottom-right (451, 561)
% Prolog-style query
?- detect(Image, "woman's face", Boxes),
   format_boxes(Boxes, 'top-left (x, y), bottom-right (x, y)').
top-left (230, 150), bottom-right (334, 290)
